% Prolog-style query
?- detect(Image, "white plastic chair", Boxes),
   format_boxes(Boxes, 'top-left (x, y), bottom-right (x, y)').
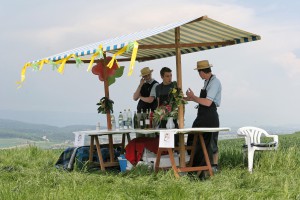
top-left (237, 126), bottom-right (279, 173)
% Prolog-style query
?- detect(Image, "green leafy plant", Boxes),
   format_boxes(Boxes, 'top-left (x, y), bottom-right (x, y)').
top-left (153, 81), bottom-right (187, 123)
top-left (96, 97), bottom-right (114, 114)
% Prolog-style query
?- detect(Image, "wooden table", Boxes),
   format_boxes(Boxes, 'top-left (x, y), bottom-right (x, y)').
top-left (74, 129), bottom-right (158, 170)
top-left (156, 127), bottom-right (230, 178)
top-left (74, 127), bottom-right (230, 177)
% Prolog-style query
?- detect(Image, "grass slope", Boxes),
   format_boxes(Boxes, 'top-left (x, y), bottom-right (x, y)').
top-left (0, 132), bottom-right (300, 199)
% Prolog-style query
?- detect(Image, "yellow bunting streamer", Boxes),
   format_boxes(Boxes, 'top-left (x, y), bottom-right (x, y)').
top-left (87, 54), bottom-right (97, 72)
top-left (39, 59), bottom-right (49, 71)
top-left (128, 41), bottom-right (139, 76)
top-left (107, 45), bottom-right (128, 68)
top-left (16, 62), bottom-right (31, 88)
top-left (107, 54), bottom-right (116, 68)
top-left (115, 60), bottom-right (120, 68)
top-left (87, 45), bottom-right (103, 72)
top-left (106, 41), bottom-right (139, 75)
top-left (57, 54), bottom-right (73, 74)
top-left (57, 59), bottom-right (66, 74)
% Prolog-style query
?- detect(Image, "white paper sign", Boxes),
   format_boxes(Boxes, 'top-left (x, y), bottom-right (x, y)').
top-left (159, 130), bottom-right (176, 148)
top-left (74, 133), bottom-right (85, 147)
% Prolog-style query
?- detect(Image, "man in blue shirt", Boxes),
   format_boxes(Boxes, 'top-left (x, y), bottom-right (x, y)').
top-left (185, 60), bottom-right (222, 173)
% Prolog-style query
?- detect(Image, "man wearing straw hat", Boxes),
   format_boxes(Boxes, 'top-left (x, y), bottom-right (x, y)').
top-left (133, 67), bottom-right (159, 113)
top-left (185, 60), bottom-right (222, 173)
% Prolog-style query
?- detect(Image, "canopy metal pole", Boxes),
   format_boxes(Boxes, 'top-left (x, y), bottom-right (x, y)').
top-left (175, 27), bottom-right (186, 167)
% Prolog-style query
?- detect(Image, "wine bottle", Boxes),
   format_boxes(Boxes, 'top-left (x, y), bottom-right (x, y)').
top-left (145, 109), bottom-right (150, 129)
top-left (140, 109), bottom-right (145, 129)
top-left (149, 110), bottom-right (153, 129)
top-left (133, 111), bottom-right (139, 129)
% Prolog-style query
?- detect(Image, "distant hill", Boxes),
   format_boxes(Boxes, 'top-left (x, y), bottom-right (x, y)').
top-left (0, 119), bottom-right (96, 142)
top-left (1, 118), bottom-right (299, 142)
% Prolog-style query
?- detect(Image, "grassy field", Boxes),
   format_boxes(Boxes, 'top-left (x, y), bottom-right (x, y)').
top-left (0, 138), bottom-right (31, 148)
top-left (0, 138), bottom-right (70, 149)
top-left (0, 132), bottom-right (300, 200)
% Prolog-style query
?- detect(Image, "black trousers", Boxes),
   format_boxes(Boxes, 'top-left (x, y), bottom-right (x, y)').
top-left (187, 107), bottom-right (219, 167)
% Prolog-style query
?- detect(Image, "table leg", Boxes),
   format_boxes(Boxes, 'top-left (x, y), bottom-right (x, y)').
top-left (155, 148), bottom-right (163, 173)
top-left (95, 136), bottom-right (105, 171)
top-left (121, 134), bottom-right (126, 154)
top-left (155, 148), bottom-right (180, 178)
top-left (199, 134), bottom-right (213, 176)
top-left (108, 135), bottom-right (114, 162)
top-left (126, 133), bottom-right (131, 142)
top-left (178, 134), bottom-right (186, 167)
top-left (167, 148), bottom-right (180, 178)
top-left (121, 133), bottom-right (131, 154)
top-left (89, 136), bottom-right (95, 162)
top-left (188, 133), bottom-right (198, 167)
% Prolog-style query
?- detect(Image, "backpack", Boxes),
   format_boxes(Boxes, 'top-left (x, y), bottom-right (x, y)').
top-left (55, 145), bottom-right (120, 171)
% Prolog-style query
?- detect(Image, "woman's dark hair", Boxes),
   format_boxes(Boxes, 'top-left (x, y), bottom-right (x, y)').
top-left (198, 67), bottom-right (211, 74)
top-left (160, 67), bottom-right (172, 77)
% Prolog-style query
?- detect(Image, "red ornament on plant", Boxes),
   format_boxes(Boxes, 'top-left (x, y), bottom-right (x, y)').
top-left (91, 56), bottom-right (118, 81)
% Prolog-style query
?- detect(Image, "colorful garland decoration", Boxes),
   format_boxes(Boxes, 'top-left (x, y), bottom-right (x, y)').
top-left (17, 42), bottom-right (139, 88)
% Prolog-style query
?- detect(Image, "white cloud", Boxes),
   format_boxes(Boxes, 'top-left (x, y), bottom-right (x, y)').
top-left (16, 1), bottom-right (258, 51)
top-left (275, 52), bottom-right (300, 79)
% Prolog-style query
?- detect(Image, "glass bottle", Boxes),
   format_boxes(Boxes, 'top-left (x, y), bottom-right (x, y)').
top-left (111, 114), bottom-right (116, 130)
top-left (127, 109), bottom-right (132, 129)
top-left (140, 109), bottom-right (145, 129)
top-left (145, 109), bottom-right (150, 129)
top-left (118, 111), bottom-right (124, 129)
top-left (123, 109), bottom-right (128, 129)
top-left (133, 111), bottom-right (139, 129)
top-left (149, 110), bottom-right (153, 129)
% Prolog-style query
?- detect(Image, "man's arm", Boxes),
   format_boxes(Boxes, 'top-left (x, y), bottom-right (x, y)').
top-left (140, 96), bottom-right (155, 103)
top-left (155, 84), bottom-right (160, 107)
top-left (186, 88), bottom-right (213, 106)
top-left (140, 82), bottom-right (158, 103)
top-left (133, 78), bottom-right (145, 101)
top-left (156, 97), bottom-right (160, 108)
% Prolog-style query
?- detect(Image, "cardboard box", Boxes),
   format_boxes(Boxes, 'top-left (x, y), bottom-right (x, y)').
top-left (142, 148), bottom-right (190, 168)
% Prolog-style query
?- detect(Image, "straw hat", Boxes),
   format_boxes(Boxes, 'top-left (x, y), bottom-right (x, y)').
top-left (140, 67), bottom-right (153, 77)
top-left (194, 60), bottom-right (213, 70)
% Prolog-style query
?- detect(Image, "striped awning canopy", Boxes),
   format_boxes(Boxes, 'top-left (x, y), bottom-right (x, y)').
top-left (19, 15), bottom-right (260, 85)
top-left (40, 15), bottom-right (260, 63)
top-left (51, 16), bottom-right (260, 61)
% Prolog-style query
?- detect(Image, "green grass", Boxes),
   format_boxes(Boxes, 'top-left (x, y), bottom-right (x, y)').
top-left (0, 138), bottom-right (30, 148)
top-left (0, 138), bottom-right (67, 149)
top-left (1, 132), bottom-right (300, 200)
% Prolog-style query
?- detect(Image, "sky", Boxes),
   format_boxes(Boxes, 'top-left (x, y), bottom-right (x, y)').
top-left (0, 0), bottom-right (300, 128)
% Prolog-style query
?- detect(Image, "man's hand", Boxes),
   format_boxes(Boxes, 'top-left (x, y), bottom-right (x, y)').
top-left (186, 88), bottom-right (195, 99)
top-left (139, 78), bottom-right (145, 86)
top-left (133, 78), bottom-right (145, 101)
